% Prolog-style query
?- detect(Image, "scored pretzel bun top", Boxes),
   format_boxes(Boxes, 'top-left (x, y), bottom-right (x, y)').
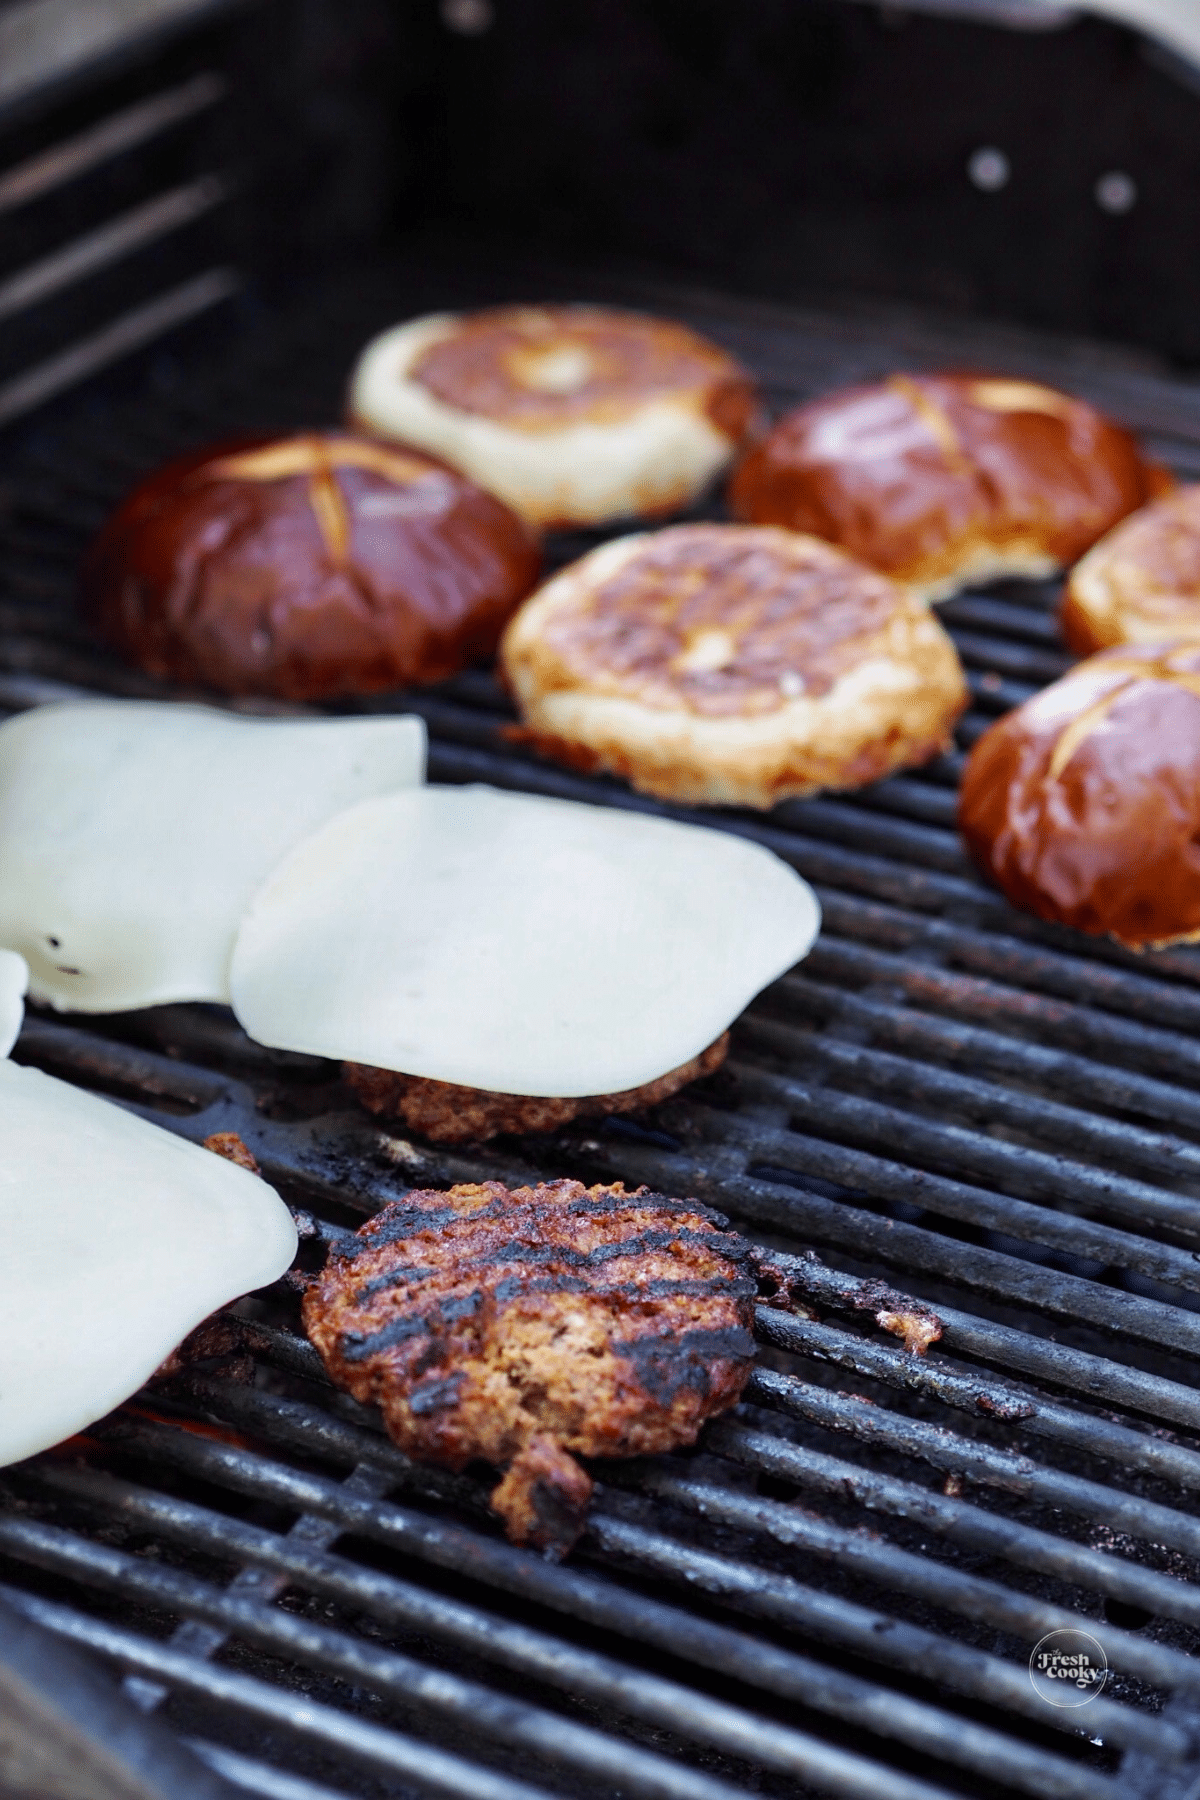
top-left (83, 431), bottom-right (539, 702)
top-left (1062, 485), bottom-right (1200, 656)
top-left (499, 522), bottom-right (968, 811)
top-left (959, 642), bottom-right (1200, 948)
top-left (346, 306), bottom-right (759, 529)
top-left (729, 373), bottom-right (1166, 602)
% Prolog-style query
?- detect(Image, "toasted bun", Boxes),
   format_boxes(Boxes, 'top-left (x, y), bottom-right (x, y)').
top-left (83, 431), bottom-right (539, 701)
top-left (730, 374), bottom-right (1165, 602)
top-left (959, 642), bottom-right (1200, 948)
top-left (345, 1033), bottom-right (729, 1145)
top-left (1062, 485), bottom-right (1200, 655)
top-left (499, 523), bottom-right (968, 810)
top-left (346, 306), bottom-right (758, 529)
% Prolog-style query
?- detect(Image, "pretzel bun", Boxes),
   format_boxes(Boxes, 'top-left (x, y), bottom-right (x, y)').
top-left (83, 431), bottom-right (539, 701)
top-left (959, 642), bottom-right (1200, 948)
top-left (499, 523), bottom-right (967, 810)
top-left (347, 306), bottom-right (758, 529)
top-left (730, 374), bottom-right (1165, 602)
top-left (1062, 485), bottom-right (1200, 655)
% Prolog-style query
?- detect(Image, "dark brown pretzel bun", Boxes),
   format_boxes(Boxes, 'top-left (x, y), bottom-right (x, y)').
top-left (83, 431), bottom-right (540, 701)
top-left (729, 373), bottom-right (1168, 602)
top-left (959, 642), bottom-right (1200, 948)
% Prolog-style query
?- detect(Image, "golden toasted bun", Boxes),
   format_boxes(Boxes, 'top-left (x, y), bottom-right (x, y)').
top-left (1062, 485), bottom-right (1200, 656)
top-left (730, 373), bottom-right (1167, 602)
top-left (499, 523), bottom-right (968, 810)
top-left (345, 1033), bottom-right (729, 1145)
top-left (960, 641), bottom-right (1200, 949)
top-left (346, 306), bottom-right (758, 529)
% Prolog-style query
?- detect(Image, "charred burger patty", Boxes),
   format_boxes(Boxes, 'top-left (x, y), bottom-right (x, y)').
top-left (302, 1178), bottom-right (768, 1553)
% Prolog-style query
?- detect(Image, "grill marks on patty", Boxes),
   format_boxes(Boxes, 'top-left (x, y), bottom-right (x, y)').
top-left (302, 1179), bottom-right (768, 1555)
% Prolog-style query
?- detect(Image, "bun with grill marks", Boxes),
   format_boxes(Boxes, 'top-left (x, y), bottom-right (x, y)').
top-left (499, 522), bottom-right (967, 809)
top-left (83, 431), bottom-right (539, 701)
top-left (959, 642), bottom-right (1200, 948)
top-left (730, 373), bottom-right (1166, 602)
top-left (347, 305), bottom-right (759, 529)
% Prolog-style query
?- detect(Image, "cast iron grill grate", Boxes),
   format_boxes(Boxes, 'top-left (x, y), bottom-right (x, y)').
top-left (3, 254), bottom-right (1200, 1800)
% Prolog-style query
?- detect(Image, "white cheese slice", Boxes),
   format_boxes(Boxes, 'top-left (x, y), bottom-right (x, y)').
top-left (0, 950), bottom-right (26, 1055)
top-left (0, 1061), bottom-right (297, 1467)
top-left (231, 783), bottom-right (820, 1097)
top-left (0, 702), bottom-right (426, 1012)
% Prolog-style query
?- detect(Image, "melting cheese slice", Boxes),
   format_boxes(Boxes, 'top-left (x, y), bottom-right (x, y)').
top-left (0, 702), bottom-right (426, 1012)
top-left (231, 784), bottom-right (820, 1097)
top-left (0, 951), bottom-right (26, 1056)
top-left (0, 1062), bottom-right (297, 1466)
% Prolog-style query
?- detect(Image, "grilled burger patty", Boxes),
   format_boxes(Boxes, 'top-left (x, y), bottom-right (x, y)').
top-left (302, 1178), bottom-right (771, 1554)
top-left (343, 1034), bottom-right (729, 1145)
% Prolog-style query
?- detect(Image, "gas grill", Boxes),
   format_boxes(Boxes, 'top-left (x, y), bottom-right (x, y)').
top-left (7, 6), bottom-right (1200, 1800)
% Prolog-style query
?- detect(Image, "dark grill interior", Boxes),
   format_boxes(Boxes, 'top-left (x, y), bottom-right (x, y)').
top-left (5, 252), bottom-right (1200, 1800)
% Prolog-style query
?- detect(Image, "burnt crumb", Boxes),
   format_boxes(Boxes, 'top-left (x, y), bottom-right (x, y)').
top-left (302, 1178), bottom-right (762, 1555)
top-left (759, 1249), bottom-right (943, 1355)
top-left (875, 1307), bottom-right (942, 1357)
top-left (202, 1131), bottom-right (261, 1175)
top-left (150, 1315), bottom-right (255, 1386)
top-left (976, 1391), bottom-right (1037, 1421)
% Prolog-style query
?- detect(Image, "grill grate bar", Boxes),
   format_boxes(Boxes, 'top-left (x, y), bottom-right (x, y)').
top-left (739, 1010), bottom-right (1200, 1195)
top-left (122, 1462), bottom-right (395, 1716)
top-left (756, 1307), bottom-right (1200, 1480)
top-left (933, 595), bottom-right (1065, 645)
top-left (0, 73), bottom-right (227, 215)
top-left (706, 1417), bottom-right (1200, 1625)
top-left (833, 774), bottom-right (960, 826)
top-left (795, 937), bottom-right (1200, 1087)
top-left (771, 974), bottom-right (1200, 1138)
top-left (0, 1583), bottom-right (556, 1800)
top-left (584, 1510), bottom-right (1169, 1763)
top-left (0, 1510), bottom-right (784, 1800)
top-left (728, 1050), bottom-right (1200, 1250)
top-left (186, 1739), bottom-right (357, 1800)
top-left (0, 176), bottom-right (228, 328)
top-left (599, 1471), bottom-right (1200, 1704)
top-left (807, 905), bottom-right (1200, 1033)
top-left (0, 1501), bottom-right (974, 1800)
top-left (946, 630), bottom-right (1072, 684)
top-left (111, 1369), bottom-right (1188, 1753)
top-left (23, 1458), bottom-right (986, 1800)
top-left (0, 268), bottom-right (241, 428)
top-left (578, 1134), bottom-right (1200, 1358)
top-left (34, 1406), bottom-right (1121, 1800)
top-left (726, 1388), bottom-right (1200, 1581)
